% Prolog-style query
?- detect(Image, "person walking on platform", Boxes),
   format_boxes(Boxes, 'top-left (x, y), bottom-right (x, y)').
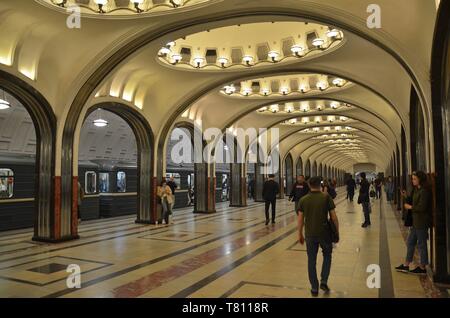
top-left (385, 176), bottom-right (394, 202)
top-left (375, 177), bottom-right (382, 199)
top-left (395, 171), bottom-right (431, 275)
top-left (358, 172), bottom-right (371, 228)
top-left (297, 176), bottom-right (339, 297)
top-left (289, 175), bottom-right (310, 215)
top-left (346, 176), bottom-right (356, 202)
top-left (263, 174), bottom-right (279, 225)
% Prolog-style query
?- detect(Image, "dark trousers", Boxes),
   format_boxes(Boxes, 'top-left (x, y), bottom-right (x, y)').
top-left (264, 199), bottom-right (276, 221)
top-left (376, 187), bottom-right (382, 199)
top-left (347, 190), bottom-right (355, 201)
top-left (306, 237), bottom-right (333, 291)
top-left (362, 201), bottom-right (371, 224)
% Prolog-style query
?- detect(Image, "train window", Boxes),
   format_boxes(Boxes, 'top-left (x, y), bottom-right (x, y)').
top-left (99, 172), bottom-right (109, 193)
top-left (0, 169), bottom-right (14, 199)
top-left (117, 171), bottom-right (126, 193)
top-left (85, 171), bottom-right (97, 194)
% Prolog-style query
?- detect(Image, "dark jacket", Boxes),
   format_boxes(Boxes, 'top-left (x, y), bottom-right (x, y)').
top-left (167, 181), bottom-right (177, 195)
top-left (289, 182), bottom-right (310, 202)
top-left (263, 180), bottom-right (279, 201)
top-left (346, 179), bottom-right (356, 191)
top-left (359, 179), bottom-right (370, 203)
top-left (411, 187), bottom-right (431, 229)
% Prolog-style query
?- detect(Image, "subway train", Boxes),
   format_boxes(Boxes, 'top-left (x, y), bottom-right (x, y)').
top-left (0, 156), bottom-right (254, 232)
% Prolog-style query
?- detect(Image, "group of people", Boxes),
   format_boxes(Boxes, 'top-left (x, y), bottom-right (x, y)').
top-left (263, 170), bottom-right (432, 296)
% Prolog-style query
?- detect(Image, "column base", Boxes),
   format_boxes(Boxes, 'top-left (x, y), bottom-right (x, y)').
top-left (135, 219), bottom-right (155, 225)
top-left (229, 204), bottom-right (247, 208)
top-left (194, 210), bottom-right (216, 214)
top-left (32, 234), bottom-right (80, 243)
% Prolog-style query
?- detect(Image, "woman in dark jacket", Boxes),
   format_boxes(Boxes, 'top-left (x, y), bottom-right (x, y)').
top-left (395, 171), bottom-right (431, 275)
top-left (358, 172), bottom-right (371, 228)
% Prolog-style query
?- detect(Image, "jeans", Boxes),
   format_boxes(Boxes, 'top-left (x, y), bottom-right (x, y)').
top-left (406, 227), bottom-right (429, 266)
top-left (362, 202), bottom-right (371, 224)
top-left (306, 237), bottom-right (333, 291)
top-left (265, 200), bottom-right (276, 221)
top-left (376, 188), bottom-right (382, 199)
top-left (162, 198), bottom-right (172, 224)
top-left (347, 190), bottom-right (355, 201)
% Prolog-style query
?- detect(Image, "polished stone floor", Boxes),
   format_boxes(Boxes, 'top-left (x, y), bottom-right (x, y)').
top-left (0, 190), bottom-right (446, 298)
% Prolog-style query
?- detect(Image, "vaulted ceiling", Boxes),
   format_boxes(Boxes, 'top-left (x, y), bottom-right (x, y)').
top-left (0, 0), bottom-right (440, 173)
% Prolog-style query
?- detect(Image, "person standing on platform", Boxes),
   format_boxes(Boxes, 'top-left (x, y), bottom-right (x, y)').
top-left (289, 175), bottom-right (310, 215)
top-left (346, 176), bottom-right (356, 202)
top-left (298, 176), bottom-right (339, 297)
top-left (358, 172), bottom-right (371, 228)
top-left (375, 177), bottom-right (382, 199)
top-left (385, 176), bottom-right (394, 202)
top-left (157, 179), bottom-right (174, 225)
top-left (167, 176), bottom-right (178, 210)
top-left (77, 181), bottom-right (84, 224)
top-left (395, 171), bottom-right (431, 275)
top-left (263, 174), bottom-right (279, 225)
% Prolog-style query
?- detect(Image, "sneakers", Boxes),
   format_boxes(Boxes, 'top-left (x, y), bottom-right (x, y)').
top-left (395, 264), bottom-right (427, 275)
top-left (395, 264), bottom-right (409, 273)
top-left (409, 267), bottom-right (427, 276)
top-left (320, 283), bottom-right (330, 293)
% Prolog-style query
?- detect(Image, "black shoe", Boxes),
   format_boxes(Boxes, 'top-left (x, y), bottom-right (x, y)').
top-left (311, 289), bottom-right (319, 297)
top-left (395, 264), bottom-right (409, 273)
top-left (265, 219), bottom-right (270, 226)
top-left (272, 220), bottom-right (276, 224)
top-left (361, 222), bottom-right (368, 228)
top-left (409, 267), bottom-right (427, 276)
top-left (320, 283), bottom-right (330, 293)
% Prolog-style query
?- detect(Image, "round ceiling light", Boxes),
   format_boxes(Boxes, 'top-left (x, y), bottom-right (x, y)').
top-left (93, 118), bottom-right (108, 127)
top-left (0, 98), bottom-right (11, 110)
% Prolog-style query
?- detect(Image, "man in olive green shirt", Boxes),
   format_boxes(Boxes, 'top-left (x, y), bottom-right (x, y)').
top-left (298, 176), bottom-right (339, 297)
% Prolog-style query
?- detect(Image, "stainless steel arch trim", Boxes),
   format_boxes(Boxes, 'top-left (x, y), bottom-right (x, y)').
top-left (0, 70), bottom-right (56, 240)
top-left (84, 102), bottom-right (155, 224)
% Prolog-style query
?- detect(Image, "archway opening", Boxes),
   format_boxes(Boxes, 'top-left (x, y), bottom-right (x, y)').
top-left (78, 109), bottom-right (138, 220)
top-left (0, 88), bottom-right (36, 231)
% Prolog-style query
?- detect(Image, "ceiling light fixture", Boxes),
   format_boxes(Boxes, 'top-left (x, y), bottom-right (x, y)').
top-left (242, 55), bottom-right (254, 66)
top-left (327, 29), bottom-right (341, 38)
top-left (291, 45), bottom-right (304, 57)
top-left (158, 47), bottom-right (171, 56)
top-left (131, 0), bottom-right (144, 13)
top-left (280, 87), bottom-right (289, 96)
top-left (171, 54), bottom-right (182, 64)
top-left (94, 0), bottom-right (108, 13)
top-left (332, 78), bottom-right (346, 87)
top-left (218, 57), bottom-right (228, 68)
top-left (170, 0), bottom-right (183, 8)
top-left (93, 109), bottom-right (108, 127)
top-left (312, 38), bottom-right (325, 49)
top-left (193, 57), bottom-right (204, 68)
top-left (261, 88), bottom-right (270, 96)
top-left (0, 90), bottom-right (10, 110)
top-left (268, 51), bottom-right (279, 62)
top-left (243, 88), bottom-right (252, 96)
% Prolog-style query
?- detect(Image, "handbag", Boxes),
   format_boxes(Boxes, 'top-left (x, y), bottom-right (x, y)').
top-left (326, 211), bottom-right (339, 243)
top-left (404, 194), bottom-right (413, 227)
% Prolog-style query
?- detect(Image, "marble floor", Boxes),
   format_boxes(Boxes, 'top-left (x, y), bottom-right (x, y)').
top-left (0, 190), bottom-right (447, 298)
